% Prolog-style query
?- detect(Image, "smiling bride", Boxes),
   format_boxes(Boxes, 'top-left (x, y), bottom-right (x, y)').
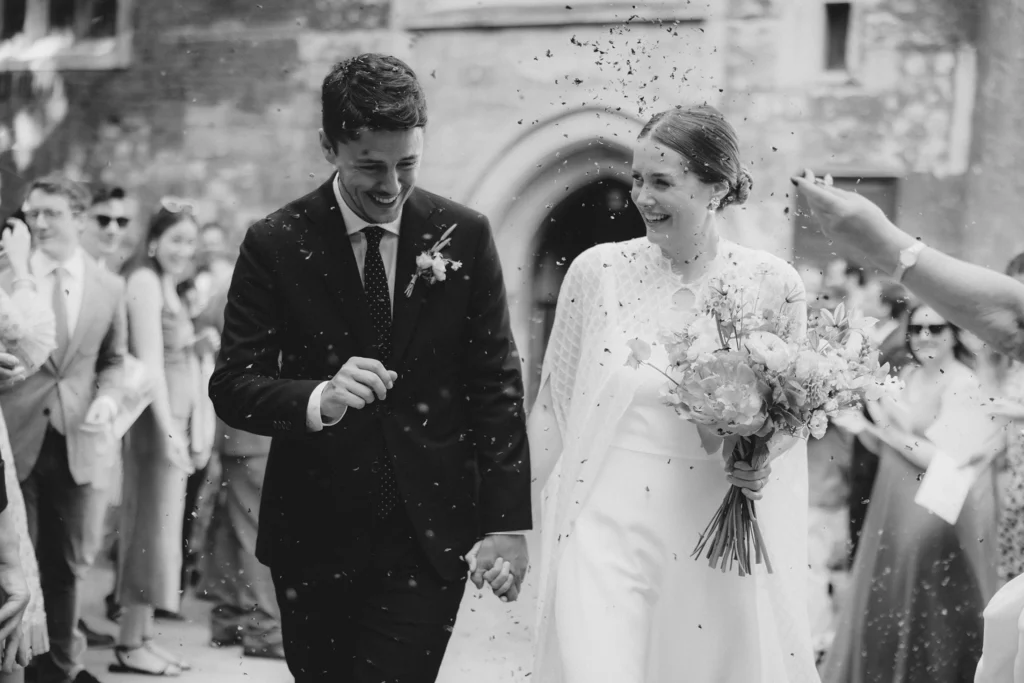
top-left (528, 104), bottom-right (821, 683)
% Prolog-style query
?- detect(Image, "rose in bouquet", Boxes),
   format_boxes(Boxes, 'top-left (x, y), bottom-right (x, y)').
top-left (627, 267), bottom-right (898, 576)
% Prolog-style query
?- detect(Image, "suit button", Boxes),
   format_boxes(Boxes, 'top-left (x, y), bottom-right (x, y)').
top-left (371, 462), bottom-right (380, 473)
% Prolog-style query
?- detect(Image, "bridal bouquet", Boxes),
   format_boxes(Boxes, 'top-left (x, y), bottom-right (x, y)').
top-left (626, 266), bottom-right (899, 575)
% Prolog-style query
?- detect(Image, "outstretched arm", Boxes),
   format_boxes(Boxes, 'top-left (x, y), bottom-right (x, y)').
top-left (793, 172), bottom-right (1024, 360)
top-left (209, 223), bottom-right (321, 435)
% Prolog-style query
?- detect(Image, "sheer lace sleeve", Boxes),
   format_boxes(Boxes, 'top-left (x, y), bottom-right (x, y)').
top-left (0, 282), bottom-right (56, 374)
top-left (539, 250), bottom-right (599, 435)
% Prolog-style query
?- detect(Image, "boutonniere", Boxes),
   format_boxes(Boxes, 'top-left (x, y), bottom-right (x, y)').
top-left (404, 223), bottom-right (462, 297)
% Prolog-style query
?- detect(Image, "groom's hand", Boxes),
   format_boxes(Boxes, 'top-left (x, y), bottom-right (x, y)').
top-left (321, 357), bottom-right (399, 421)
top-left (468, 534), bottom-right (528, 602)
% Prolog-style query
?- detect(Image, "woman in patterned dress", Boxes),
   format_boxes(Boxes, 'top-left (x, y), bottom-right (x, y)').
top-left (0, 219), bottom-right (56, 682)
top-left (994, 254), bottom-right (1024, 581)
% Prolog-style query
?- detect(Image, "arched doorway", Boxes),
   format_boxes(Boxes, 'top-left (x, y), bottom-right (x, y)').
top-left (526, 178), bottom-right (645, 402)
top-left (464, 108), bottom-right (645, 400)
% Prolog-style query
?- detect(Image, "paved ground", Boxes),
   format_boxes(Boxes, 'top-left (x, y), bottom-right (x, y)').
top-left (76, 555), bottom-right (537, 683)
top-left (72, 535), bottom-right (837, 682)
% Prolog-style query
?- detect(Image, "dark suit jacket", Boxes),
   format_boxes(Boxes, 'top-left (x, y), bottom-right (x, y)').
top-left (209, 179), bottom-right (531, 580)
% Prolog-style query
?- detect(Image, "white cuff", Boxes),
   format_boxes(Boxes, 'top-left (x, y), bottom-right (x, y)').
top-left (305, 382), bottom-right (345, 432)
top-left (486, 531), bottom-right (528, 536)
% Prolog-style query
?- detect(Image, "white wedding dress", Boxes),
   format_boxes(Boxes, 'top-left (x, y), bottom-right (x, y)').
top-left (533, 237), bottom-right (821, 683)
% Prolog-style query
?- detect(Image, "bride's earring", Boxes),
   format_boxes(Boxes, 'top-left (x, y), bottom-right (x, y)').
top-left (707, 198), bottom-right (720, 213)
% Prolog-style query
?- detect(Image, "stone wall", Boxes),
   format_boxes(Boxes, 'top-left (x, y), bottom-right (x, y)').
top-left (962, 0), bottom-right (1024, 270)
top-left (0, 0), bottom-right (1005, 266)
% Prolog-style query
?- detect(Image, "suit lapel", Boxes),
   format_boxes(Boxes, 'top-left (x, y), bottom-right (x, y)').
top-left (60, 259), bottom-right (101, 373)
top-left (302, 178), bottom-right (377, 355)
top-left (390, 191), bottom-right (440, 367)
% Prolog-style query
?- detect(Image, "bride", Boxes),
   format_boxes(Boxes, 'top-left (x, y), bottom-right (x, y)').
top-left (527, 104), bottom-right (821, 682)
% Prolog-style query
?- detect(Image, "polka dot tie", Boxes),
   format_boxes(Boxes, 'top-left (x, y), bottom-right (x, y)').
top-left (363, 226), bottom-right (399, 519)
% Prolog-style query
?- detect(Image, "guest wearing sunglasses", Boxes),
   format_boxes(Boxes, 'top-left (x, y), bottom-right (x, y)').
top-left (83, 188), bottom-right (131, 273)
top-left (823, 305), bottom-right (1001, 683)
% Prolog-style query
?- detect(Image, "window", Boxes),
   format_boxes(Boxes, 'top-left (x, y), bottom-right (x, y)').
top-left (825, 2), bottom-right (851, 71)
top-left (0, 0), bottom-right (132, 70)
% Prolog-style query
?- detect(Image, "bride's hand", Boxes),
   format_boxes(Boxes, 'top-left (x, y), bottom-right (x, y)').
top-left (726, 460), bottom-right (772, 501)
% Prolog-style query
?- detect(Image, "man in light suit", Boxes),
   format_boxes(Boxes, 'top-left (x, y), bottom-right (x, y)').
top-left (0, 174), bottom-right (127, 683)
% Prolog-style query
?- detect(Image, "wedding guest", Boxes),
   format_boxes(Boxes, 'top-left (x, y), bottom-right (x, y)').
top-left (792, 171), bottom-right (1024, 361)
top-left (177, 277), bottom-right (218, 607)
top-left (0, 174), bottom-right (127, 683)
top-left (77, 184), bottom-right (132, 649)
top-left (193, 223), bottom-right (232, 308)
top-left (823, 305), bottom-right (1001, 682)
top-left (83, 187), bottom-right (131, 273)
top-left (198, 282), bottom-right (282, 659)
top-left (0, 216), bottom-right (56, 682)
top-left (992, 254), bottom-right (1024, 582)
top-left (847, 287), bottom-right (915, 563)
top-left (113, 200), bottom-right (201, 676)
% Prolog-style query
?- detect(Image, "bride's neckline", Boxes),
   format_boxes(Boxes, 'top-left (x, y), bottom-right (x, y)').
top-left (645, 237), bottom-right (728, 287)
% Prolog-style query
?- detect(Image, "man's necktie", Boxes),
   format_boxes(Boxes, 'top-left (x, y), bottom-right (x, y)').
top-left (362, 226), bottom-right (399, 519)
top-left (48, 266), bottom-right (69, 433)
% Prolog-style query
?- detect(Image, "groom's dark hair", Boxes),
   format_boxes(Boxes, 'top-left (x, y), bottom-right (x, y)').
top-left (321, 53), bottom-right (428, 146)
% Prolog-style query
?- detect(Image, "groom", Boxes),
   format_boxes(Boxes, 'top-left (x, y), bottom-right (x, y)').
top-left (209, 53), bottom-right (531, 682)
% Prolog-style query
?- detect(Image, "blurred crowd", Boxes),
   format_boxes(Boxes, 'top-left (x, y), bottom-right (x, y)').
top-left (0, 174), bottom-right (280, 683)
top-left (803, 253), bottom-right (1024, 681)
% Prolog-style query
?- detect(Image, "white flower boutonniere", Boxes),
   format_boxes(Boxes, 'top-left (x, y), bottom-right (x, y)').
top-left (405, 223), bottom-right (462, 297)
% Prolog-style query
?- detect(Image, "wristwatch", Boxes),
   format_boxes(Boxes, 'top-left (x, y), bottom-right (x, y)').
top-left (892, 241), bottom-right (926, 283)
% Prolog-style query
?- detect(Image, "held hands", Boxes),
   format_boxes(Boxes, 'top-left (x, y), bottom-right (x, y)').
top-left (320, 357), bottom-right (399, 421)
top-left (463, 534), bottom-right (529, 603)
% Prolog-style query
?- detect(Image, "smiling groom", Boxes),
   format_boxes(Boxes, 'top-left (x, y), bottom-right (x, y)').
top-left (209, 54), bottom-right (531, 683)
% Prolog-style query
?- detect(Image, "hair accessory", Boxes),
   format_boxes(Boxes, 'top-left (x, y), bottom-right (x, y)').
top-left (160, 196), bottom-right (195, 214)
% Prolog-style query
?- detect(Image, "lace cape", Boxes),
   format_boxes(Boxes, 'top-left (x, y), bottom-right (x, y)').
top-left (532, 237), bottom-right (818, 681)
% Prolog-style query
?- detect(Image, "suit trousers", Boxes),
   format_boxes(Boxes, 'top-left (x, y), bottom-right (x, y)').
top-left (272, 507), bottom-right (467, 683)
top-left (21, 427), bottom-right (107, 683)
top-left (203, 453), bottom-right (282, 649)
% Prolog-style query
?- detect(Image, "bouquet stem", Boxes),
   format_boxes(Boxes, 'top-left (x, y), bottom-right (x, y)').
top-left (692, 435), bottom-right (773, 575)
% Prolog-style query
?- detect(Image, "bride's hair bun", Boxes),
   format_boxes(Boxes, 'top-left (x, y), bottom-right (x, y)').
top-left (722, 168), bottom-right (752, 208)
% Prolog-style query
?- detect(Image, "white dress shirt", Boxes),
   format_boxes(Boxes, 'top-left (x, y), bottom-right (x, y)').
top-left (305, 176), bottom-right (402, 431)
top-left (32, 247), bottom-right (86, 338)
top-left (33, 247), bottom-right (118, 422)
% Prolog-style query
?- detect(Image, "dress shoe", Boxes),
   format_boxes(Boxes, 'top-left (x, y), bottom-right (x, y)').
top-left (74, 670), bottom-right (105, 683)
top-left (153, 608), bottom-right (185, 621)
top-left (79, 619), bottom-right (116, 649)
top-left (243, 642), bottom-right (286, 660)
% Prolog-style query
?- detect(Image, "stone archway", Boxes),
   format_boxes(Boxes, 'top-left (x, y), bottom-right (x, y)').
top-left (465, 108), bottom-right (643, 396)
